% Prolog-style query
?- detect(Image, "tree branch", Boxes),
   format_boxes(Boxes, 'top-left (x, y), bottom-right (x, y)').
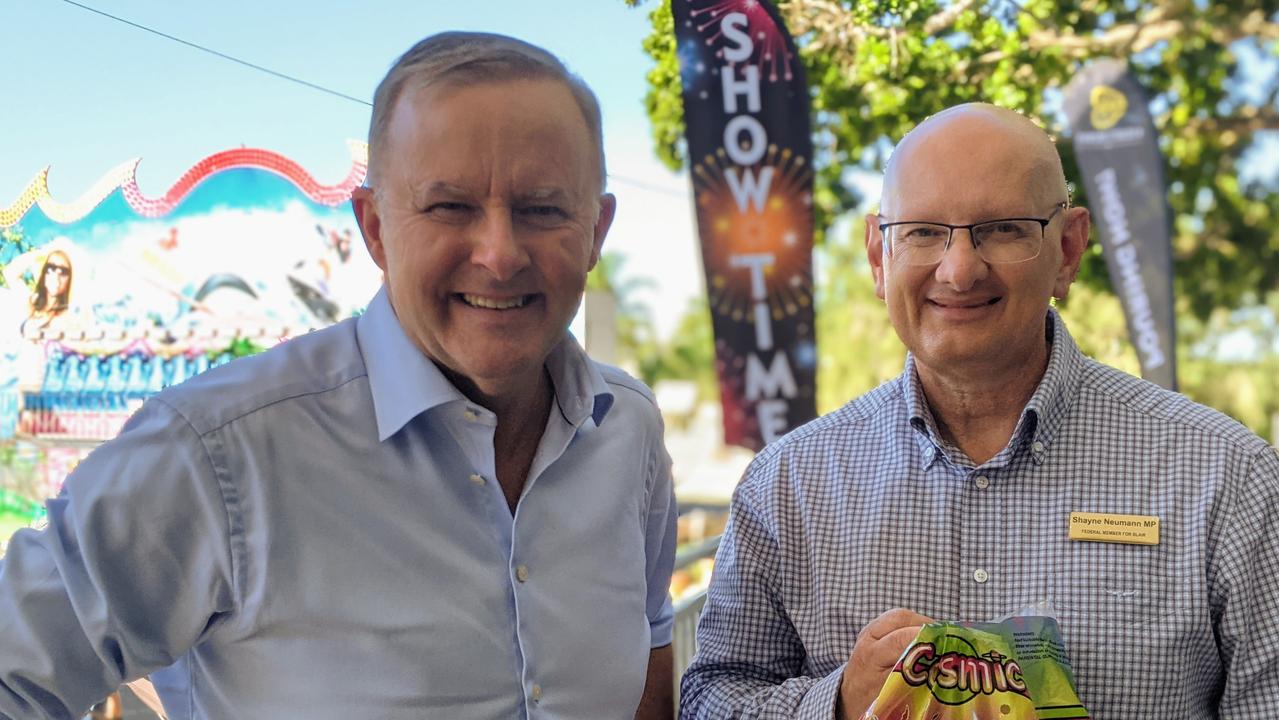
top-left (1028, 8), bottom-right (1276, 58)
top-left (788, 1), bottom-right (1277, 74)
top-left (923, 0), bottom-right (982, 35)
top-left (786, 0), bottom-right (985, 57)
top-left (945, 6), bottom-right (1277, 83)
top-left (1177, 103), bottom-right (1279, 149)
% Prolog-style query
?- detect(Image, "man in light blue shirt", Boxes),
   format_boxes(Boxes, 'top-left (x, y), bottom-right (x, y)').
top-left (0, 32), bottom-right (677, 719)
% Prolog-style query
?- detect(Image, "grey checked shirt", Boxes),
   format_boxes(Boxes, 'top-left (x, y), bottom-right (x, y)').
top-left (681, 310), bottom-right (1279, 719)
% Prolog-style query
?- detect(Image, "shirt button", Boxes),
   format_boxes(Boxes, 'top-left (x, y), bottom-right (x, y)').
top-left (973, 568), bottom-right (989, 584)
top-left (531, 683), bottom-right (542, 702)
top-left (515, 565), bottom-right (529, 583)
top-left (974, 475), bottom-right (990, 490)
top-left (464, 407), bottom-right (481, 422)
top-left (1032, 441), bottom-right (1045, 453)
top-left (468, 473), bottom-right (485, 486)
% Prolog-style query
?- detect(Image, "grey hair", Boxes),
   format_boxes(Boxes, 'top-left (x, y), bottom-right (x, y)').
top-left (365, 31), bottom-right (606, 192)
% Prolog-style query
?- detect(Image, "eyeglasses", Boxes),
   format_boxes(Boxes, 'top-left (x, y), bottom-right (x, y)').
top-left (878, 202), bottom-right (1067, 266)
top-left (44, 264), bottom-right (70, 277)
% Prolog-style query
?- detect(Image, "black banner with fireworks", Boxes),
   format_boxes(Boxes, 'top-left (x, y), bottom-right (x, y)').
top-left (671, 0), bottom-right (817, 450)
top-left (1064, 59), bottom-right (1177, 389)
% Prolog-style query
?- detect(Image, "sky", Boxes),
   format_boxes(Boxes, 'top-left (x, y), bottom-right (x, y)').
top-left (0, 0), bottom-right (705, 340)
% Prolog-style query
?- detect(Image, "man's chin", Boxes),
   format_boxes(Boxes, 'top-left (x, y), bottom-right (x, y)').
top-left (914, 337), bottom-right (1008, 372)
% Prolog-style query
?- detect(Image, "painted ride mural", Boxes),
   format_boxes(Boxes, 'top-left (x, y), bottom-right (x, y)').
top-left (0, 143), bottom-right (378, 539)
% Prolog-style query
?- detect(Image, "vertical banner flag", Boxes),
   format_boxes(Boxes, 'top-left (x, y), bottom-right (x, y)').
top-left (1064, 59), bottom-right (1177, 389)
top-left (672, 0), bottom-right (818, 450)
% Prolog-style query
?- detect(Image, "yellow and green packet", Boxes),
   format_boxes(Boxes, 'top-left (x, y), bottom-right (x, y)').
top-left (860, 613), bottom-right (1090, 719)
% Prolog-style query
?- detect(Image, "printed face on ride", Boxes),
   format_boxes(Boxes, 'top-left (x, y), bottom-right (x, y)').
top-left (355, 77), bottom-right (613, 397)
top-left (42, 253), bottom-right (71, 297)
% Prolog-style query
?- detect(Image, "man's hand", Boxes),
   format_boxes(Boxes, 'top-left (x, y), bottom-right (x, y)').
top-left (836, 608), bottom-right (932, 720)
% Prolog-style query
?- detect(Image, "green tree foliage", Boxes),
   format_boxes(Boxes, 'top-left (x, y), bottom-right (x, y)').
top-left (587, 251), bottom-right (722, 399)
top-left (631, 0), bottom-right (1279, 319)
top-left (624, 0), bottom-right (1279, 440)
top-left (814, 223), bottom-right (904, 412)
top-left (586, 251), bottom-right (661, 372)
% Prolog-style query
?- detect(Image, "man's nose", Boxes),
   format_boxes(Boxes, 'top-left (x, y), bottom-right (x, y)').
top-left (933, 229), bottom-right (988, 291)
top-left (470, 212), bottom-right (530, 282)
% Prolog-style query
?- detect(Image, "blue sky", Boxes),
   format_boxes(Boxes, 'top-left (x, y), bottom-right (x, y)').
top-left (1, 0), bottom-right (704, 338)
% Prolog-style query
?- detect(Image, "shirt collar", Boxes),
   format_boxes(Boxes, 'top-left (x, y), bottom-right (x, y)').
top-left (545, 335), bottom-right (615, 428)
top-left (901, 308), bottom-right (1084, 465)
top-left (356, 287), bottom-right (615, 441)
top-left (1017, 308), bottom-right (1085, 458)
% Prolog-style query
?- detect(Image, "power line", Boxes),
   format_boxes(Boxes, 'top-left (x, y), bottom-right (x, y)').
top-left (56, 0), bottom-right (371, 107)
top-left (54, 0), bottom-right (693, 201)
top-left (609, 174), bottom-right (689, 198)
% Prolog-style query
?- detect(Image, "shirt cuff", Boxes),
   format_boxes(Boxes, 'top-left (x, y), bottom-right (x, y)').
top-left (795, 663), bottom-right (844, 720)
top-left (648, 596), bottom-right (674, 647)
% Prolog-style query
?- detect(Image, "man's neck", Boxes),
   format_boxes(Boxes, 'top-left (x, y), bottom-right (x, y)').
top-left (915, 343), bottom-right (1048, 465)
top-left (441, 364), bottom-right (556, 514)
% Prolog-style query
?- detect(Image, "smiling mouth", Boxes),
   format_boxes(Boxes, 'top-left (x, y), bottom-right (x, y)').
top-left (458, 293), bottom-right (536, 310)
top-left (930, 297), bottom-right (1002, 308)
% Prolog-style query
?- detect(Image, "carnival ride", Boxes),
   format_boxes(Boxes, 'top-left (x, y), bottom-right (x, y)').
top-left (0, 142), bottom-right (377, 536)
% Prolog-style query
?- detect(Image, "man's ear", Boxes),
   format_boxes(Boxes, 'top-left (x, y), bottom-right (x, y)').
top-left (588, 193), bottom-right (617, 270)
top-left (351, 186), bottom-right (387, 272)
top-left (1053, 206), bottom-right (1091, 300)
top-left (865, 213), bottom-right (887, 301)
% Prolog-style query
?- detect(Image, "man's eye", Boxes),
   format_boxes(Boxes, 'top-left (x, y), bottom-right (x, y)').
top-left (988, 223), bottom-right (1022, 234)
top-left (903, 226), bottom-right (945, 240)
top-left (424, 202), bottom-right (472, 215)
top-left (520, 205), bottom-right (568, 218)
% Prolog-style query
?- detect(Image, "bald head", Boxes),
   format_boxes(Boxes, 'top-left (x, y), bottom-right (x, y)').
top-left (881, 103), bottom-right (1067, 218)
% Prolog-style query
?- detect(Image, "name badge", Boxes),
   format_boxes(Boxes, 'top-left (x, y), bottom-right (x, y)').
top-left (1068, 512), bottom-right (1160, 545)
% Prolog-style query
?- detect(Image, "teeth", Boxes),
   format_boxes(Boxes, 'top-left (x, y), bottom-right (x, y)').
top-left (462, 294), bottom-right (530, 310)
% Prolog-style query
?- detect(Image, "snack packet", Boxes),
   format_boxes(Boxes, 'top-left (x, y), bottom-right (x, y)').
top-left (860, 610), bottom-right (1089, 719)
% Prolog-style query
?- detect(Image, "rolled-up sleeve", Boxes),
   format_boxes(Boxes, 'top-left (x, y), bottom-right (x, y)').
top-left (679, 472), bottom-right (841, 720)
top-left (0, 398), bottom-right (236, 719)
top-left (645, 435), bottom-right (678, 648)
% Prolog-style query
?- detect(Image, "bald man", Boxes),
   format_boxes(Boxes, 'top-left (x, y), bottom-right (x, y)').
top-left (679, 104), bottom-right (1279, 719)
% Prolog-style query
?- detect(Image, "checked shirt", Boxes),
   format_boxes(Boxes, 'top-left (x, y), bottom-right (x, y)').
top-left (680, 310), bottom-right (1279, 719)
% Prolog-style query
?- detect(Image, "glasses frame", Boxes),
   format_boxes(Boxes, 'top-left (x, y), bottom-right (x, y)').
top-left (878, 202), bottom-right (1068, 266)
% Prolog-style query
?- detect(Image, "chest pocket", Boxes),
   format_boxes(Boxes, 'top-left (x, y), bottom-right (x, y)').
top-left (1050, 545), bottom-right (1215, 716)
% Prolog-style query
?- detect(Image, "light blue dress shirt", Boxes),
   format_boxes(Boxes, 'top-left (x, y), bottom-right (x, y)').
top-left (0, 287), bottom-right (677, 720)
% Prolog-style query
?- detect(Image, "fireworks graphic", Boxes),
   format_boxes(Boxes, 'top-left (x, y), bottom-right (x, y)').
top-left (693, 144), bottom-right (813, 324)
top-left (687, 0), bottom-right (797, 82)
top-left (715, 341), bottom-right (759, 446)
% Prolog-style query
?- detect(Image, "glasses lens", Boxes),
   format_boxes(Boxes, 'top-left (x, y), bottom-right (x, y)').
top-left (888, 223), bottom-right (950, 265)
top-left (973, 220), bottom-right (1043, 263)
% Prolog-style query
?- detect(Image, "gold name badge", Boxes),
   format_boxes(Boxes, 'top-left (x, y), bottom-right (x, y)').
top-left (1069, 512), bottom-right (1160, 545)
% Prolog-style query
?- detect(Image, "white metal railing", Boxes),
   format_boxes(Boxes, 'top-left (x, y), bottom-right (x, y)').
top-left (670, 533), bottom-right (721, 710)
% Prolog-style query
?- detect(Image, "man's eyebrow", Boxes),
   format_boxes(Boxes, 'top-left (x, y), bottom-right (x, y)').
top-left (420, 181), bottom-right (468, 195)
top-left (519, 187), bottom-right (573, 203)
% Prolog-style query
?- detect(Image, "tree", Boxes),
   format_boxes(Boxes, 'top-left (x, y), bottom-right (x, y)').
top-left (586, 251), bottom-right (661, 376)
top-left (631, 0), bottom-right (1279, 320)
